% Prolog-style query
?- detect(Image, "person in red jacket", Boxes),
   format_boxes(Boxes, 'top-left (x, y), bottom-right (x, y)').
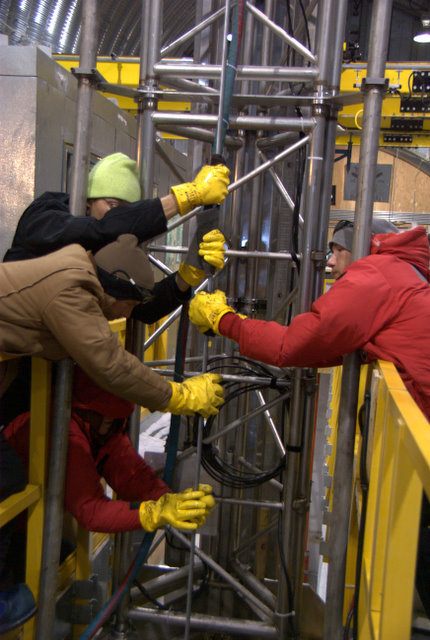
top-left (3, 368), bottom-right (215, 534)
top-left (189, 219), bottom-right (430, 419)
top-left (188, 217), bottom-right (430, 619)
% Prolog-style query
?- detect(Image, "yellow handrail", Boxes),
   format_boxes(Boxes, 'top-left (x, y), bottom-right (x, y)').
top-left (326, 360), bottom-right (430, 639)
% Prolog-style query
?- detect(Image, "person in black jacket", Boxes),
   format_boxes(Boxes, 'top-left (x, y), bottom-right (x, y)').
top-left (3, 152), bottom-right (229, 322)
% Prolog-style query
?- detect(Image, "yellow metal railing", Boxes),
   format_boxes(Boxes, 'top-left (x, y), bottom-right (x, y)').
top-left (326, 360), bottom-right (430, 639)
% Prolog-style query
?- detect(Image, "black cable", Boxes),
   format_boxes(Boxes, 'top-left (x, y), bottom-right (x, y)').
top-left (297, 0), bottom-right (311, 51)
top-left (188, 356), bottom-right (290, 488)
top-left (197, 381), bottom-right (287, 488)
top-left (132, 578), bottom-right (169, 610)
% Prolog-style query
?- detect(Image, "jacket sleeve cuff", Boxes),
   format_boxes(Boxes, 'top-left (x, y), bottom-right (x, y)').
top-left (218, 312), bottom-right (243, 342)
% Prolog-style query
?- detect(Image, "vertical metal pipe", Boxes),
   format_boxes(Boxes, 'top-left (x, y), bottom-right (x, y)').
top-left (186, 3), bottom-right (232, 636)
top-left (244, 0), bottom-right (273, 311)
top-left (36, 2), bottom-right (97, 637)
top-left (314, 0), bottom-right (349, 297)
top-left (68, 0), bottom-right (98, 216)
top-left (215, 0), bottom-right (231, 155)
top-left (35, 359), bottom-right (74, 640)
top-left (323, 2), bottom-right (394, 639)
top-left (277, 0), bottom-right (338, 632)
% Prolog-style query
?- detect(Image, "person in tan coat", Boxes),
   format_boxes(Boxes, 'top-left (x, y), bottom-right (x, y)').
top-left (0, 235), bottom-right (224, 633)
top-left (0, 236), bottom-right (223, 414)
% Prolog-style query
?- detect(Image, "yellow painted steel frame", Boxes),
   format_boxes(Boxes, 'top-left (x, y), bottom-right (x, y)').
top-left (356, 361), bottom-right (430, 639)
top-left (326, 360), bottom-right (430, 639)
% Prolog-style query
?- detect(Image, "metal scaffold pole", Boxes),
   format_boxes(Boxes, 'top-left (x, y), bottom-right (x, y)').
top-left (323, 1), bottom-right (394, 639)
top-left (35, 1), bottom-right (98, 638)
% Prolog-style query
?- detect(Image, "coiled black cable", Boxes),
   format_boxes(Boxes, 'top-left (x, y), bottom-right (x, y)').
top-left (190, 355), bottom-right (290, 489)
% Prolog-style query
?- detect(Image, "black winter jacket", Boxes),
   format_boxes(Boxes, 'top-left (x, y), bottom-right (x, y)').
top-left (3, 192), bottom-right (191, 324)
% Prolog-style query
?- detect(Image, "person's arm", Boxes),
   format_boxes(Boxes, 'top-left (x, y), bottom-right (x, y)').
top-left (65, 429), bottom-right (144, 532)
top-left (131, 273), bottom-right (191, 324)
top-left (5, 193), bottom-right (168, 259)
top-left (132, 222), bottom-right (226, 323)
top-left (41, 280), bottom-right (224, 417)
top-left (42, 284), bottom-right (173, 411)
top-left (227, 264), bottom-right (396, 367)
top-left (192, 262), bottom-right (396, 368)
top-left (100, 431), bottom-right (170, 502)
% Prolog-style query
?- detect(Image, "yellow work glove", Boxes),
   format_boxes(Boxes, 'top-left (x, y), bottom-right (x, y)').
top-left (165, 373), bottom-right (225, 418)
top-left (188, 290), bottom-right (241, 335)
top-left (170, 164), bottom-right (230, 216)
top-left (178, 229), bottom-right (226, 286)
top-left (182, 484), bottom-right (215, 526)
top-left (139, 490), bottom-right (208, 532)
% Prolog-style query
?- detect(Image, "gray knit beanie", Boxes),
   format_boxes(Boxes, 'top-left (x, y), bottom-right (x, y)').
top-left (329, 219), bottom-right (399, 252)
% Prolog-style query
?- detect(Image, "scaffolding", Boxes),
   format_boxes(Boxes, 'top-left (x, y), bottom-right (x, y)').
top-left (1, 1), bottom-right (404, 639)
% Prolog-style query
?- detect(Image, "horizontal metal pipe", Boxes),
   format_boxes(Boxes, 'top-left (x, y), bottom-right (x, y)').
top-left (148, 245), bottom-right (295, 260)
top-left (153, 111), bottom-right (314, 131)
top-left (157, 124), bottom-right (243, 148)
top-left (216, 497), bottom-right (283, 510)
top-left (159, 75), bottom-right (218, 95)
top-left (148, 370), bottom-right (291, 387)
top-left (127, 608), bottom-right (278, 637)
top-left (143, 356), bottom-right (203, 367)
top-left (154, 62), bottom-right (318, 81)
top-left (256, 131), bottom-right (300, 150)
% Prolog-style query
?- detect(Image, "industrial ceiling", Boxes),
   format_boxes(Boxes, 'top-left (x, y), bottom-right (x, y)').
top-left (0, 0), bottom-right (429, 62)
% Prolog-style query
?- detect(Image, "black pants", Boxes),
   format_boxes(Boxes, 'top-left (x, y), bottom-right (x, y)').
top-left (0, 432), bottom-right (28, 589)
top-left (417, 493), bottom-right (430, 618)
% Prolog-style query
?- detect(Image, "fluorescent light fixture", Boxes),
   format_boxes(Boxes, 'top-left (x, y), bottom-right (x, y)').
top-left (414, 15), bottom-right (430, 43)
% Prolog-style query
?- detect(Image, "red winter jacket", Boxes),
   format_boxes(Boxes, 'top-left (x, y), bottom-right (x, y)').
top-left (220, 227), bottom-right (430, 421)
top-left (4, 371), bottom-right (170, 532)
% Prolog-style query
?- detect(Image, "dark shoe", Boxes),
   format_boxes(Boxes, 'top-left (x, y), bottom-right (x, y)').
top-left (0, 583), bottom-right (37, 634)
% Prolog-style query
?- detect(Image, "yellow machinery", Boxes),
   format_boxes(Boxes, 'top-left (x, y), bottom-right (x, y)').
top-left (54, 56), bottom-right (430, 149)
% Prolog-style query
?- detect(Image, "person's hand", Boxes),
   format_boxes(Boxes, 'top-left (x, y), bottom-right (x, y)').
top-left (170, 165), bottom-right (230, 216)
top-left (188, 290), bottom-right (239, 335)
top-left (182, 484), bottom-right (215, 526)
top-left (178, 229), bottom-right (226, 286)
top-left (139, 491), bottom-right (208, 532)
top-left (165, 373), bottom-right (225, 418)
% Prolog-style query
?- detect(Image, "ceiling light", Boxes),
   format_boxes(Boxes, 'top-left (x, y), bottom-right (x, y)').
top-left (414, 15), bottom-right (430, 43)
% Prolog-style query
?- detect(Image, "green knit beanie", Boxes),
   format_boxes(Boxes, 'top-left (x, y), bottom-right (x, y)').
top-left (87, 153), bottom-right (141, 203)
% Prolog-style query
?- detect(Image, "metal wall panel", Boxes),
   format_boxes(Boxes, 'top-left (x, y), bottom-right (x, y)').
top-left (0, 43), bottom-right (137, 258)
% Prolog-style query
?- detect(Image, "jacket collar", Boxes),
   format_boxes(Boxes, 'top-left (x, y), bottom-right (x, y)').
top-left (370, 227), bottom-right (430, 280)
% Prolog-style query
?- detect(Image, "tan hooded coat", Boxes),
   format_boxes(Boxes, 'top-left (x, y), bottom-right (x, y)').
top-left (0, 244), bottom-right (172, 411)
